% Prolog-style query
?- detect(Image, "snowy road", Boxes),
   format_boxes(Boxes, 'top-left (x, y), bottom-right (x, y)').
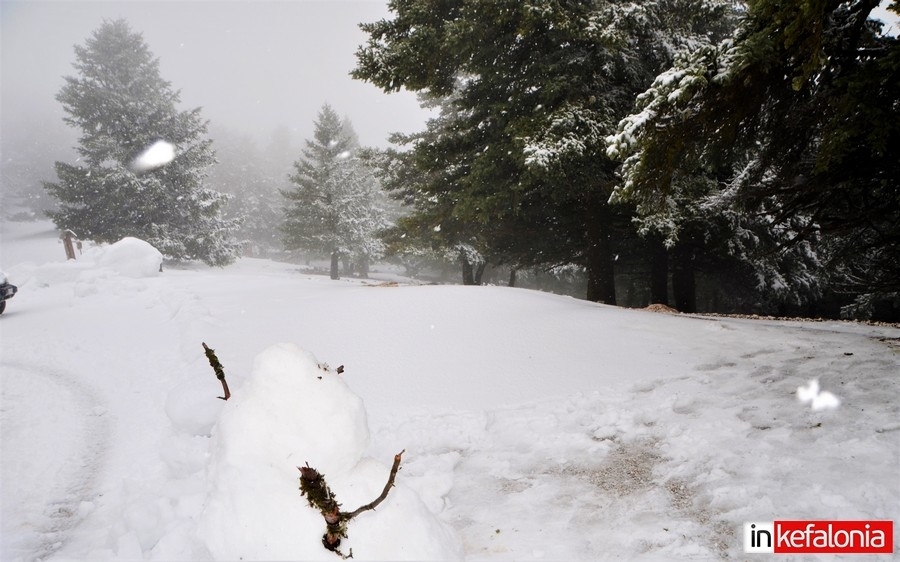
top-left (1, 361), bottom-right (110, 561)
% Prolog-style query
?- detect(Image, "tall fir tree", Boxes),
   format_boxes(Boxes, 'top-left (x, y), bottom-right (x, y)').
top-left (354, 0), bottom-right (736, 303)
top-left (281, 104), bottom-right (388, 279)
top-left (44, 19), bottom-right (239, 266)
top-left (371, 95), bottom-right (499, 285)
top-left (608, 0), bottom-right (900, 314)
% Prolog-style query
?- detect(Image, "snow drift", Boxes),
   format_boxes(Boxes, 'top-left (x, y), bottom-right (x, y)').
top-left (8, 236), bottom-right (162, 290)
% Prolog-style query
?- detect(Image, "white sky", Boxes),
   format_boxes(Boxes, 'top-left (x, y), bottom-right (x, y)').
top-left (0, 0), bottom-right (430, 149)
top-left (873, 0), bottom-right (900, 36)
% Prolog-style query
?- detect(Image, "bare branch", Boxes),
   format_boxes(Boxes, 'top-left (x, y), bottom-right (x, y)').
top-left (343, 449), bottom-right (405, 520)
top-left (299, 450), bottom-right (406, 557)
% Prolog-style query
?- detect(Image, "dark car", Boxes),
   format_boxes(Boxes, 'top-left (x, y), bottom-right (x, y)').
top-left (0, 271), bottom-right (17, 315)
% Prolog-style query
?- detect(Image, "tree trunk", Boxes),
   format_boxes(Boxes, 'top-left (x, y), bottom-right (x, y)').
top-left (671, 244), bottom-right (696, 312)
top-left (585, 206), bottom-right (616, 304)
top-left (358, 256), bottom-right (370, 279)
top-left (330, 251), bottom-right (340, 280)
top-left (461, 256), bottom-right (475, 285)
top-left (474, 262), bottom-right (487, 285)
top-left (649, 235), bottom-right (669, 305)
top-left (508, 268), bottom-right (518, 287)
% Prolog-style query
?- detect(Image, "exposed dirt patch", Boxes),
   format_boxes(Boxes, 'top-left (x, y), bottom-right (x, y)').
top-left (666, 478), bottom-right (735, 558)
top-left (644, 303), bottom-right (679, 314)
top-left (690, 312), bottom-right (899, 328)
top-left (556, 441), bottom-right (663, 496)
top-left (876, 336), bottom-right (900, 350)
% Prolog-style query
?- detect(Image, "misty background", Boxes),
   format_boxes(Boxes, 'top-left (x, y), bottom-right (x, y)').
top-left (2, 0), bottom-right (898, 313)
top-left (1, 0), bottom-right (429, 218)
top-left (2, 0), bottom-right (896, 218)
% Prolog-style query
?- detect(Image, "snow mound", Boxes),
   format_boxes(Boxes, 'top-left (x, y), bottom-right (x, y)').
top-left (9, 236), bottom-right (162, 289)
top-left (197, 343), bottom-right (463, 560)
top-left (92, 237), bottom-right (163, 278)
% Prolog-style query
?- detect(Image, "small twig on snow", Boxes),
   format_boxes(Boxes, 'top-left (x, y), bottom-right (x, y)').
top-left (201, 342), bottom-right (231, 400)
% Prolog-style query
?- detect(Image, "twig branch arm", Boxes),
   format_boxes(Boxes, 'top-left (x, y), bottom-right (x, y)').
top-left (343, 449), bottom-right (405, 520)
top-left (202, 342), bottom-right (231, 400)
top-left (299, 450), bottom-right (406, 556)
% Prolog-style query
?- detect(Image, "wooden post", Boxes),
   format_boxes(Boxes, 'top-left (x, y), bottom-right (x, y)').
top-left (60, 230), bottom-right (79, 260)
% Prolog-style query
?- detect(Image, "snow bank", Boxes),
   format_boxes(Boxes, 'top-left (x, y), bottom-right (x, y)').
top-left (8, 236), bottom-right (162, 289)
top-left (197, 343), bottom-right (463, 560)
top-left (93, 237), bottom-right (163, 278)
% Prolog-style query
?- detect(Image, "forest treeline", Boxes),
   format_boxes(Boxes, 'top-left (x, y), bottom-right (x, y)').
top-left (4, 1), bottom-right (897, 320)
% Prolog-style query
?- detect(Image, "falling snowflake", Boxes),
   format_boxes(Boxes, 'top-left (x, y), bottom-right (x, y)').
top-left (797, 379), bottom-right (841, 411)
top-left (130, 140), bottom-right (176, 172)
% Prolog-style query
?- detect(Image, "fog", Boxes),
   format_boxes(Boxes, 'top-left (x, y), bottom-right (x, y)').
top-left (0, 0), bottom-right (429, 151)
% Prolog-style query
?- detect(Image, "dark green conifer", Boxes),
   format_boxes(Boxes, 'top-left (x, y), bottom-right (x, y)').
top-left (354, 0), bottom-right (735, 303)
top-left (45, 19), bottom-right (239, 266)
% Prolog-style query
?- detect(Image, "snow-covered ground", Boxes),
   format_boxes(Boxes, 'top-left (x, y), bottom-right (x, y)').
top-left (1, 220), bottom-right (898, 561)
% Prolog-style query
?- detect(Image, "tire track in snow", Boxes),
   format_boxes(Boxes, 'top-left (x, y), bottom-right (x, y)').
top-left (0, 361), bottom-right (111, 562)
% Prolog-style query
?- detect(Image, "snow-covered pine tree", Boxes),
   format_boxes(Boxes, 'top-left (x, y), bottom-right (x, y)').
top-left (354, 0), bottom-right (737, 304)
top-left (44, 19), bottom-right (240, 266)
top-left (607, 1), bottom-right (900, 313)
top-left (369, 95), bottom-right (500, 286)
top-left (281, 104), bottom-right (388, 279)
